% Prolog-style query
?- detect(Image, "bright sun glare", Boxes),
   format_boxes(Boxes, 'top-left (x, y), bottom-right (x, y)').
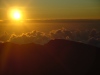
top-left (13, 11), bottom-right (21, 20)
top-left (10, 9), bottom-right (22, 20)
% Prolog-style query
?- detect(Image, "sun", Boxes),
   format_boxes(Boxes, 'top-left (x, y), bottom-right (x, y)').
top-left (13, 11), bottom-right (21, 20)
top-left (9, 9), bottom-right (22, 20)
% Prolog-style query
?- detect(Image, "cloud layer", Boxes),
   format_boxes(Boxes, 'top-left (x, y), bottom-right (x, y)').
top-left (0, 28), bottom-right (100, 47)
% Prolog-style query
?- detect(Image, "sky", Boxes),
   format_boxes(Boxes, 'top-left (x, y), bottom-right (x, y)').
top-left (0, 0), bottom-right (100, 19)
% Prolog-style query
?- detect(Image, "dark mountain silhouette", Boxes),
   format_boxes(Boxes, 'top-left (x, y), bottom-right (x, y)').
top-left (0, 39), bottom-right (100, 75)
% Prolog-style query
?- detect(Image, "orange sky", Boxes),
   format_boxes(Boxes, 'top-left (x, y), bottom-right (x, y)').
top-left (0, 0), bottom-right (100, 19)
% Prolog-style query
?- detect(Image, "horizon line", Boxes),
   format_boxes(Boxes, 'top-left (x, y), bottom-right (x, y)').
top-left (0, 18), bottom-right (100, 23)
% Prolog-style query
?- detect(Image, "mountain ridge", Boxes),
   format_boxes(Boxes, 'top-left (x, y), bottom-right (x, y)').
top-left (0, 39), bottom-right (100, 75)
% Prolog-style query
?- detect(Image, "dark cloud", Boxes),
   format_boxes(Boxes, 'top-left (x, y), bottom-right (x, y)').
top-left (49, 28), bottom-right (72, 40)
top-left (88, 37), bottom-right (100, 47)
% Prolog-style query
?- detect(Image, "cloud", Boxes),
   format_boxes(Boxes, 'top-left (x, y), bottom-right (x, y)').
top-left (8, 30), bottom-right (50, 45)
top-left (88, 37), bottom-right (100, 47)
top-left (89, 29), bottom-right (97, 38)
top-left (0, 28), bottom-right (99, 47)
top-left (0, 32), bottom-right (11, 42)
top-left (49, 27), bottom-right (72, 40)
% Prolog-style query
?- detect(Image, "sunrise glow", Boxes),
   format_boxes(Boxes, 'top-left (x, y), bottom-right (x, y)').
top-left (9, 9), bottom-right (22, 20)
top-left (13, 11), bottom-right (21, 20)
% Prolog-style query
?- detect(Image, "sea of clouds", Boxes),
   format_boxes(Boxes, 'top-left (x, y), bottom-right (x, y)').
top-left (0, 28), bottom-right (100, 47)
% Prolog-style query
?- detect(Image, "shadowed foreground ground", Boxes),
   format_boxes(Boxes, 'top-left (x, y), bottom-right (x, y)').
top-left (0, 39), bottom-right (100, 75)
